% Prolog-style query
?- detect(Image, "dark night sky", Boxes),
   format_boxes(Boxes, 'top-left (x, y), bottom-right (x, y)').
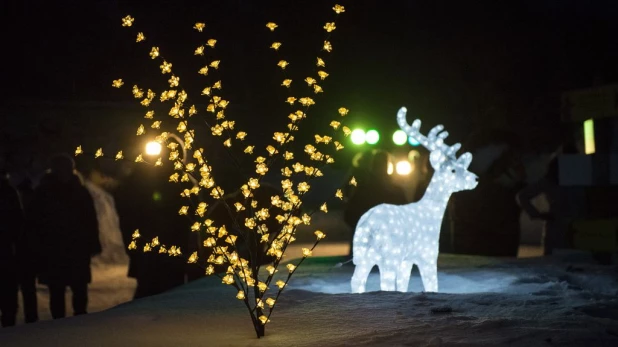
top-left (2, 0), bottom-right (618, 146)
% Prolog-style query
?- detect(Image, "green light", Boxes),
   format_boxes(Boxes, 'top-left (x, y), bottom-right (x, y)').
top-left (153, 191), bottom-right (162, 202)
top-left (584, 119), bottom-right (595, 154)
top-left (351, 129), bottom-right (366, 145)
top-left (365, 129), bottom-right (380, 144)
top-left (392, 130), bottom-right (407, 145)
top-left (408, 136), bottom-right (420, 146)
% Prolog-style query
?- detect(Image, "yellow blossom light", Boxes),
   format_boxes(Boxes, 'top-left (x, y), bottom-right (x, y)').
top-left (265, 265), bottom-right (277, 275)
top-left (112, 79), bottom-right (124, 88)
top-left (136, 32), bottom-right (145, 42)
top-left (265, 22), bottom-right (278, 31)
top-left (270, 42), bottom-right (281, 50)
top-left (277, 60), bottom-right (289, 69)
top-left (121, 15), bottom-right (134, 27)
top-left (302, 247), bottom-right (312, 257)
top-left (320, 202), bottom-right (328, 213)
top-left (323, 41), bottom-right (332, 52)
top-left (160, 61), bottom-right (172, 74)
top-left (236, 291), bottom-right (245, 300)
top-left (95, 148), bottom-right (104, 158)
top-left (115, 151), bottom-right (124, 161)
top-left (193, 22), bottom-right (205, 32)
top-left (234, 202), bottom-right (245, 212)
top-left (333, 4), bottom-right (345, 14)
top-left (349, 176), bottom-right (357, 186)
top-left (299, 97), bottom-right (315, 106)
top-left (281, 79), bottom-right (292, 87)
top-left (149, 47), bottom-right (160, 59)
top-left (75, 146), bottom-right (83, 156)
top-left (258, 315), bottom-right (270, 325)
top-left (317, 57), bottom-right (325, 67)
top-left (222, 274), bottom-right (234, 285)
top-left (187, 252), bottom-right (198, 263)
top-left (245, 218), bottom-right (256, 229)
top-left (335, 189), bottom-right (343, 199)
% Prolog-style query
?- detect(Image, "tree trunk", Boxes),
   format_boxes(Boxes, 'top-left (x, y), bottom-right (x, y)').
top-left (253, 308), bottom-right (265, 338)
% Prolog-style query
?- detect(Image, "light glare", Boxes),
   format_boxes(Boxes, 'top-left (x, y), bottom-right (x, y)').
top-left (392, 130), bottom-right (407, 145)
top-left (365, 129), bottom-right (380, 144)
top-left (351, 129), bottom-right (366, 145)
top-left (145, 141), bottom-right (163, 156)
top-left (395, 160), bottom-right (412, 175)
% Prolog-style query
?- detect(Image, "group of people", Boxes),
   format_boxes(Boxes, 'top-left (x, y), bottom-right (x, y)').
top-left (0, 153), bottom-right (101, 327)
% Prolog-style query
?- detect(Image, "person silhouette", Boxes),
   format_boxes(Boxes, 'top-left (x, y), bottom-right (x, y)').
top-left (0, 161), bottom-right (24, 327)
top-left (114, 162), bottom-right (188, 299)
top-left (15, 175), bottom-right (38, 324)
top-left (28, 154), bottom-right (101, 319)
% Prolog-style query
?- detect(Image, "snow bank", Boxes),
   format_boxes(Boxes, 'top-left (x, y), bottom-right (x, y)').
top-left (2, 253), bottom-right (617, 347)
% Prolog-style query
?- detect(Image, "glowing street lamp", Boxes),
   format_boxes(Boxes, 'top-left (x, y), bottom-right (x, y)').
top-left (351, 129), bottom-right (366, 145)
top-left (392, 130), bottom-right (407, 145)
top-left (145, 141), bottom-right (162, 156)
top-left (395, 160), bottom-right (412, 175)
top-left (365, 129), bottom-right (380, 145)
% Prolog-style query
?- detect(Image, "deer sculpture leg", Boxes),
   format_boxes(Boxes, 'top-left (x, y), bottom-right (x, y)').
top-left (378, 264), bottom-right (397, 291)
top-left (351, 263), bottom-right (373, 293)
top-left (418, 260), bottom-right (439, 292)
top-left (395, 260), bottom-right (414, 292)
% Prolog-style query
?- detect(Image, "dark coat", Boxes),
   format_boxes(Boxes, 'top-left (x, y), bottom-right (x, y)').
top-left (0, 178), bottom-right (24, 277)
top-left (114, 164), bottom-right (187, 297)
top-left (29, 173), bottom-right (101, 284)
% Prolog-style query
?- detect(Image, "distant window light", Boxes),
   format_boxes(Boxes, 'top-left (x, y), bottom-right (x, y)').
top-left (584, 119), bottom-right (595, 155)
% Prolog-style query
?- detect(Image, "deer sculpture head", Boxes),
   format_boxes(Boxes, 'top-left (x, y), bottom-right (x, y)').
top-left (397, 107), bottom-right (478, 194)
top-left (350, 107), bottom-right (478, 294)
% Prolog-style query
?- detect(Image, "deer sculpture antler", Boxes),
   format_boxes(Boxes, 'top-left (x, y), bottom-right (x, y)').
top-left (396, 107), bottom-right (461, 159)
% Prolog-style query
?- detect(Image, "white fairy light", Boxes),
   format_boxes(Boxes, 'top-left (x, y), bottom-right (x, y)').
top-left (351, 107), bottom-right (478, 293)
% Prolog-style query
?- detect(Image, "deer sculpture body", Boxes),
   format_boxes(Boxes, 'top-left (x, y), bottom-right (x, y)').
top-left (350, 107), bottom-right (478, 293)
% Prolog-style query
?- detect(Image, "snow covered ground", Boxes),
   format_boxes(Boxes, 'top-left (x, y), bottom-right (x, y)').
top-left (3, 245), bottom-right (618, 346)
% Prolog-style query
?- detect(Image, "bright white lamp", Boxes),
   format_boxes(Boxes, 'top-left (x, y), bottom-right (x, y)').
top-left (145, 141), bottom-right (162, 156)
top-left (395, 160), bottom-right (412, 175)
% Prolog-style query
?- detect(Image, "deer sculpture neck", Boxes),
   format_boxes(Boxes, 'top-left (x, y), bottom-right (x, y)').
top-left (350, 106), bottom-right (478, 294)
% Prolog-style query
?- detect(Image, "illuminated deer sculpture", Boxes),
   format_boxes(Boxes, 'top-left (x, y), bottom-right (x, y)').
top-left (350, 107), bottom-right (478, 293)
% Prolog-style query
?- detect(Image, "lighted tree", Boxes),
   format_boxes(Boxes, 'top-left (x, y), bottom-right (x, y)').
top-left (75, 3), bottom-right (351, 338)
